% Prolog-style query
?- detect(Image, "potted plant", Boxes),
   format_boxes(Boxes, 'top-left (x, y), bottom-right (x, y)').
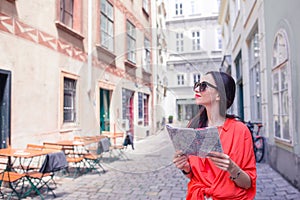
top-left (168, 115), bottom-right (173, 123)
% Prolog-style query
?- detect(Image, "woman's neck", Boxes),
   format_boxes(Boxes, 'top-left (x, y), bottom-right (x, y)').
top-left (206, 106), bottom-right (226, 127)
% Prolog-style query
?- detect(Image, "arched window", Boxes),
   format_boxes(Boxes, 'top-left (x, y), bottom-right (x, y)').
top-left (272, 29), bottom-right (292, 142)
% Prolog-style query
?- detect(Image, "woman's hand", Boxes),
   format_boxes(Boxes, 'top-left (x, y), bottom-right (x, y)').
top-left (207, 151), bottom-right (251, 189)
top-left (173, 151), bottom-right (191, 174)
top-left (206, 151), bottom-right (233, 172)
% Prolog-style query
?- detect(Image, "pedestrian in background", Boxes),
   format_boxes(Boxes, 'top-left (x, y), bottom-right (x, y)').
top-left (173, 71), bottom-right (256, 199)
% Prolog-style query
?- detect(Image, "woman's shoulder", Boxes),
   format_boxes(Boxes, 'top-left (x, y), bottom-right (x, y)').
top-left (226, 118), bottom-right (249, 131)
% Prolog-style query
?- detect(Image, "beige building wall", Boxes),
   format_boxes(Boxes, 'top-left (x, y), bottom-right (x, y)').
top-left (0, 0), bottom-right (154, 148)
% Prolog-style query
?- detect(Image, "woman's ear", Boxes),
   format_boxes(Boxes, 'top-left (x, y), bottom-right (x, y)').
top-left (216, 93), bottom-right (220, 101)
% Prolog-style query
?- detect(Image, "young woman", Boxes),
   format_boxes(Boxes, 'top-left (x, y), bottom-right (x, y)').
top-left (173, 71), bottom-right (256, 199)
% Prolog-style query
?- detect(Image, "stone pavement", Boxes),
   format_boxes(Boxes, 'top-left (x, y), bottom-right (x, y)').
top-left (31, 129), bottom-right (300, 200)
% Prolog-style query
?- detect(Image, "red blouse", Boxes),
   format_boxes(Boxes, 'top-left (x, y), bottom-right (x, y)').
top-left (186, 118), bottom-right (256, 200)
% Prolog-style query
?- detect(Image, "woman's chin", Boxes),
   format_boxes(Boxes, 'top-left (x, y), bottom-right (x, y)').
top-left (195, 99), bottom-right (202, 105)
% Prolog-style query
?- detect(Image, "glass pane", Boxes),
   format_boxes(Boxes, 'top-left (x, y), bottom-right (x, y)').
top-left (272, 37), bottom-right (278, 66)
top-left (272, 93), bottom-right (279, 115)
top-left (281, 65), bottom-right (287, 90)
top-left (107, 21), bottom-right (113, 35)
top-left (138, 93), bottom-right (143, 119)
top-left (101, 16), bottom-right (107, 31)
top-left (282, 115), bottom-right (290, 140)
top-left (278, 33), bottom-right (288, 63)
top-left (65, 0), bottom-right (73, 13)
top-left (281, 90), bottom-right (288, 115)
top-left (64, 14), bottom-right (73, 28)
top-left (101, 0), bottom-right (106, 13)
top-left (274, 116), bottom-right (280, 138)
top-left (107, 3), bottom-right (113, 20)
top-left (273, 73), bottom-right (279, 91)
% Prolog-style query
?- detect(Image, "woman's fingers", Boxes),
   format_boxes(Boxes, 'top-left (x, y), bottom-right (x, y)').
top-left (173, 150), bottom-right (184, 159)
top-left (173, 152), bottom-right (189, 170)
top-left (208, 152), bottom-right (232, 171)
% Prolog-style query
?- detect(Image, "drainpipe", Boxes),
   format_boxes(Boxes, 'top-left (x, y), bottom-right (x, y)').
top-left (87, 0), bottom-right (92, 95)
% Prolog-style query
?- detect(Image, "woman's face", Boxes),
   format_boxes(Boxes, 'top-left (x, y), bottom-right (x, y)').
top-left (194, 74), bottom-right (219, 106)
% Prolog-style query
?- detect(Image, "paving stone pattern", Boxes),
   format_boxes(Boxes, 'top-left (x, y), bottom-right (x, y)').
top-left (30, 129), bottom-right (300, 200)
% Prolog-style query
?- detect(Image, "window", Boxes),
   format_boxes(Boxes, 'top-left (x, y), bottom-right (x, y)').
top-left (249, 30), bottom-right (261, 121)
top-left (60, 0), bottom-right (74, 28)
top-left (138, 92), bottom-right (143, 119)
top-left (177, 74), bottom-right (184, 85)
top-left (235, 52), bottom-right (244, 120)
top-left (143, 0), bottom-right (149, 14)
top-left (138, 92), bottom-right (149, 126)
top-left (176, 33), bottom-right (184, 52)
top-left (175, 1), bottom-right (183, 15)
top-left (143, 38), bottom-right (151, 72)
top-left (122, 89), bottom-right (134, 120)
top-left (272, 30), bottom-right (291, 142)
top-left (64, 77), bottom-right (76, 122)
top-left (217, 29), bottom-right (222, 50)
top-left (193, 73), bottom-right (201, 83)
top-left (143, 94), bottom-right (149, 126)
top-left (127, 20), bottom-right (136, 63)
top-left (192, 31), bottom-right (200, 51)
top-left (101, 0), bottom-right (114, 52)
top-left (190, 0), bottom-right (195, 15)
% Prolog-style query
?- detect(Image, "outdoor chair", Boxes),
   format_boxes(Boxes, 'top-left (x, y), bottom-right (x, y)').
top-left (27, 151), bottom-right (68, 198)
top-left (110, 133), bottom-right (128, 160)
top-left (83, 137), bottom-right (110, 174)
top-left (101, 131), bottom-right (128, 160)
top-left (0, 155), bottom-right (39, 199)
top-left (43, 142), bottom-right (84, 178)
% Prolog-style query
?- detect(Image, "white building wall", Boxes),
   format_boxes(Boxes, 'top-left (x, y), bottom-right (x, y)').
top-left (165, 0), bottom-right (222, 123)
top-left (219, 0), bottom-right (300, 190)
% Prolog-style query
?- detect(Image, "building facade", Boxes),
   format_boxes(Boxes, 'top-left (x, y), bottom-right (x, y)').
top-left (151, 0), bottom-right (168, 131)
top-left (165, 0), bottom-right (223, 124)
top-left (0, 0), bottom-right (155, 148)
top-left (219, 0), bottom-right (300, 190)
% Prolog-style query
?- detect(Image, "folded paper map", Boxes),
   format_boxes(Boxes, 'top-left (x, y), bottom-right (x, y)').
top-left (166, 124), bottom-right (223, 157)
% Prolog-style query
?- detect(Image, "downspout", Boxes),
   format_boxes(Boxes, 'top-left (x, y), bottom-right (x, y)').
top-left (87, 0), bottom-right (92, 95)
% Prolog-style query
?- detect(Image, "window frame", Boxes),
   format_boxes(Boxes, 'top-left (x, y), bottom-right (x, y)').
top-left (175, 1), bottom-right (183, 16)
top-left (176, 33), bottom-right (184, 52)
top-left (138, 92), bottom-right (143, 119)
top-left (193, 73), bottom-right (201, 83)
top-left (177, 74), bottom-right (184, 85)
top-left (192, 31), bottom-right (200, 51)
top-left (100, 0), bottom-right (114, 52)
top-left (248, 29), bottom-right (262, 122)
top-left (143, 37), bottom-right (151, 72)
top-left (272, 29), bottom-right (292, 143)
top-left (60, 0), bottom-right (74, 28)
top-left (61, 72), bottom-right (79, 127)
top-left (217, 28), bottom-right (223, 50)
top-left (126, 20), bottom-right (136, 64)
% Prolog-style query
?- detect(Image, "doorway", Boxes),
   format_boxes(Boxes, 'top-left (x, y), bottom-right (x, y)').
top-left (100, 88), bottom-right (111, 132)
top-left (0, 69), bottom-right (11, 148)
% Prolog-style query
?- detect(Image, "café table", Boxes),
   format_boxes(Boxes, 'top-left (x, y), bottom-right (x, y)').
top-left (0, 147), bottom-right (59, 199)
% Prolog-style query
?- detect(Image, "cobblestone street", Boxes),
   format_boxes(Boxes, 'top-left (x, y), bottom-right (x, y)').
top-left (32, 129), bottom-right (300, 200)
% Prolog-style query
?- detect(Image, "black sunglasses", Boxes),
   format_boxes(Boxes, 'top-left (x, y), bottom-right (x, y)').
top-left (193, 81), bottom-right (218, 92)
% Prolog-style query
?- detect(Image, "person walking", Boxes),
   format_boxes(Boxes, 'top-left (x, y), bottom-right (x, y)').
top-left (173, 71), bottom-right (256, 199)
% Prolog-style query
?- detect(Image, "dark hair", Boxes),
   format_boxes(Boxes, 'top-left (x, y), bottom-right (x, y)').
top-left (187, 71), bottom-right (236, 128)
